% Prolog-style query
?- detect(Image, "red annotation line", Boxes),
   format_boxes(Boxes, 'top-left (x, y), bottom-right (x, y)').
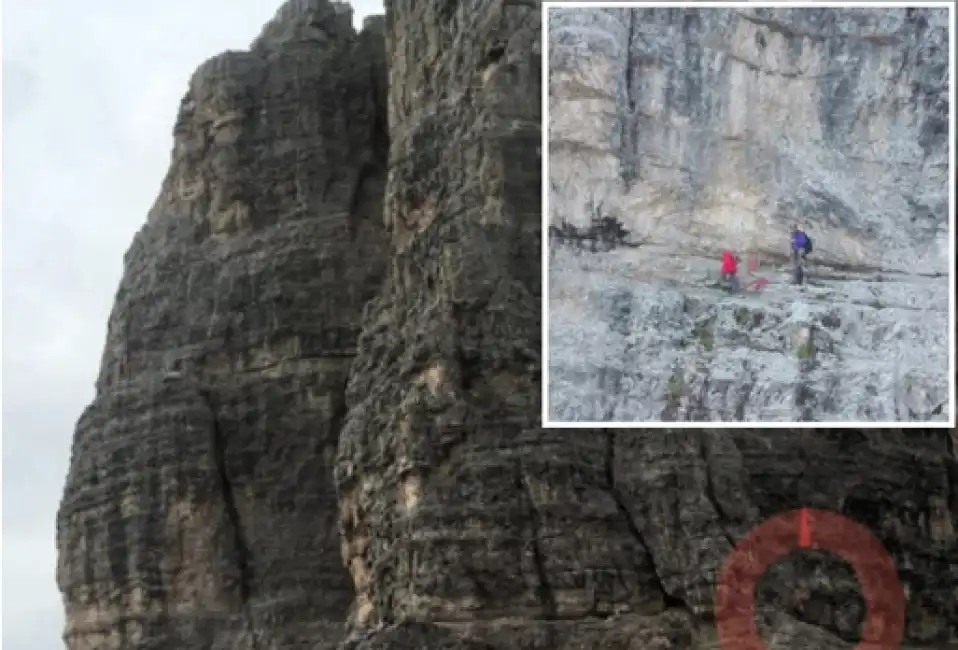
top-left (799, 507), bottom-right (811, 548)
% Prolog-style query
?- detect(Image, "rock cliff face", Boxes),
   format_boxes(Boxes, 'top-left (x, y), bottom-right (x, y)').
top-left (57, 2), bottom-right (388, 648)
top-left (548, 7), bottom-right (949, 272)
top-left (547, 7), bottom-right (950, 423)
top-left (58, 3), bottom-right (957, 650)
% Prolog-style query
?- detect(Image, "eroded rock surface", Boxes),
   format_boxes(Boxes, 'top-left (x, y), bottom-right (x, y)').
top-left (56, 2), bottom-right (387, 648)
top-left (58, 3), bottom-right (957, 650)
top-left (336, 2), bottom-right (956, 650)
top-left (548, 7), bottom-right (949, 273)
top-left (549, 245), bottom-right (949, 423)
top-left (547, 7), bottom-right (950, 423)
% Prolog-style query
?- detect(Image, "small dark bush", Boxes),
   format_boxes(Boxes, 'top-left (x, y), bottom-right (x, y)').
top-left (549, 198), bottom-right (633, 253)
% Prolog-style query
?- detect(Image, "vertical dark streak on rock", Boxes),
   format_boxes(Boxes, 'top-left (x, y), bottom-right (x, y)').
top-left (198, 388), bottom-right (259, 650)
top-left (603, 433), bottom-right (680, 609)
top-left (322, 173), bottom-right (336, 203)
top-left (328, 392), bottom-right (350, 460)
top-left (690, 371), bottom-right (710, 421)
top-left (370, 64), bottom-right (389, 156)
top-left (660, 392), bottom-right (678, 423)
top-left (621, 9), bottom-right (639, 188)
top-left (625, 10), bottom-right (637, 113)
top-left (348, 163), bottom-right (371, 240)
top-left (517, 460), bottom-right (557, 620)
top-left (733, 361), bottom-right (753, 421)
top-left (795, 374), bottom-right (815, 423)
top-left (698, 436), bottom-right (737, 549)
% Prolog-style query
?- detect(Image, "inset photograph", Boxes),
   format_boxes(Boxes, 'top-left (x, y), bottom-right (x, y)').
top-left (543, 3), bottom-right (954, 425)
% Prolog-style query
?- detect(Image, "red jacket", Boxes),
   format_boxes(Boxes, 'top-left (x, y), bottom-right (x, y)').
top-left (720, 250), bottom-right (737, 274)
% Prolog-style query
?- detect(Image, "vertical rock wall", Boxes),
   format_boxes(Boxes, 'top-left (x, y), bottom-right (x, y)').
top-left (548, 8), bottom-right (950, 272)
top-left (56, 2), bottom-right (387, 649)
top-left (336, 0), bottom-right (552, 633)
top-left (547, 9), bottom-right (632, 229)
top-left (546, 7), bottom-right (950, 424)
top-left (339, 1), bottom-right (957, 649)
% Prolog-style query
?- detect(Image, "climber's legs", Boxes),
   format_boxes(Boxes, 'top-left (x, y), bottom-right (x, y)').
top-left (792, 259), bottom-right (805, 285)
top-left (790, 249), bottom-right (807, 285)
top-left (719, 271), bottom-right (739, 292)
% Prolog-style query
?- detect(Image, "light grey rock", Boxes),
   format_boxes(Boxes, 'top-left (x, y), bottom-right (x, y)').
top-left (547, 7), bottom-right (950, 423)
top-left (549, 246), bottom-right (949, 422)
top-left (548, 7), bottom-right (950, 274)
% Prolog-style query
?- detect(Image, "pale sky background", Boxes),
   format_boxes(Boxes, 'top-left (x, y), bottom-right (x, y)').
top-left (1, 1), bottom-right (384, 647)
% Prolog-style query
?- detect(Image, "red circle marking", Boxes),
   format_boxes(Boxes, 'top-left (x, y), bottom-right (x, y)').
top-left (715, 508), bottom-right (906, 650)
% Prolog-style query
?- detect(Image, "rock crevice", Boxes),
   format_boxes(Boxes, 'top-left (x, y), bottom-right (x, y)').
top-left (199, 389), bottom-right (256, 638)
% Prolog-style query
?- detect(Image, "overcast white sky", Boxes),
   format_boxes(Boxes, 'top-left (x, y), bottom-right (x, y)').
top-left (1, 1), bottom-right (383, 647)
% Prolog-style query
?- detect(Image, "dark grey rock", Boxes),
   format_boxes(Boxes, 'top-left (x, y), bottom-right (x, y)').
top-left (56, 1), bottom-right (388, 648)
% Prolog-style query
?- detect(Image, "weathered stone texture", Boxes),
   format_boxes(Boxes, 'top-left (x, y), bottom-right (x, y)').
top-left (58, 3), bottom-right (957, 650)
top-left (549, 7), bottom-right (950, 273)
top-left (548, 245), bottom-right (949, 423)
top-left (338, 2), bottom-right (956, 650)
top-left (57, 1), bottom-right (387, 648)
top-left (336, 0), bottom-right (547, 633)
top-left (547, 8), bottom-right (950, 423)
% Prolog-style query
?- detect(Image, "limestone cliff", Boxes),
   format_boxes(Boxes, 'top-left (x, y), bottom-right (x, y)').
top-left (57, 2), bottom-right (387, 648)
top-left (547, 7), bottom-right (950, 423)
top-left (58, 2), bottom-right (957, 650)
top-left (548, 7), bottom-right (949, 271)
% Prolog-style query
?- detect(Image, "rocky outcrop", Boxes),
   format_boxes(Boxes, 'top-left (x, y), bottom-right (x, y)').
top-left (58, 3), bottom-right (957, 650)
top-left (547, 7), bottom-right (950, 423)
top-left (56, 2), bottom-right (387, 648)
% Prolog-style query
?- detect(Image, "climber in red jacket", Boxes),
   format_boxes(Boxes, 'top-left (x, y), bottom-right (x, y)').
top-left (719, 249), bottom-right (740, 292)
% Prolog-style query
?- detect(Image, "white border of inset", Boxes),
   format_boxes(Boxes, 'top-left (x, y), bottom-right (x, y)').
top-left (541, 0), bottom-right (956, 429)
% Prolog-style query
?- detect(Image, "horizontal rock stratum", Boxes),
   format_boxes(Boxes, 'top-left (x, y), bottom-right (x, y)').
top-left (57, 2), bottom-right (388, 648)
top-left (57, 2), bottom-right (956, 650)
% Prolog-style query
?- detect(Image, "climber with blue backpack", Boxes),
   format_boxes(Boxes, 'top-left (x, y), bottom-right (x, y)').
top-left (789, 224), bottom-right (812, 284)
